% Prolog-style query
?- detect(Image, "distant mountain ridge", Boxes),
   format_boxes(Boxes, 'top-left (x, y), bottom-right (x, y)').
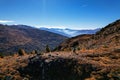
top-left (40, 27), bottom-right (100, 37)
top-left (0, 24), bottom-right (67, 55)
top-left (56, 19), bottom-right (120, 51)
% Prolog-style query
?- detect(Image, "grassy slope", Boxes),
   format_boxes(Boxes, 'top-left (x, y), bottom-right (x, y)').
top-left (0, 20), bottom-right (120, 80)
top-left (0, 47), bottom-right (120, 80)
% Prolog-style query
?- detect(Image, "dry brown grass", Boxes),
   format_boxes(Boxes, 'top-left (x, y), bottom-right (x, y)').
top-left (0, 54), bottom-right (34, 79)
top-left (0, 46), bottom-right (120, 80)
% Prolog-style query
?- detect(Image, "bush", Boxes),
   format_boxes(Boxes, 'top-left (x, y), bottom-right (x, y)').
top-left (4, 76), bottom-right (13, 80)
top-left (108, 68), bottom-right (120, 80)
top-left (113, 49), bottom-right (120, 53)
top-left (0, 53), bottom-right (4, 58)
top-left (45, 45), bottom-right (51, 53)
top-left (18, 49), bottom-right (26, 56)
top-left (103, 45), bottom-right (109, 48)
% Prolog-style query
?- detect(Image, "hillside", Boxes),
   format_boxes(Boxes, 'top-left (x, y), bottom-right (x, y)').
top-left (0, 24), bottom-right (67, 55)
top-left (0, 20), bottom-right (120, 80)
top-left (56, 19), bottom-right (120, 51)
top-left (0, 47), bottom-right (119, 80)
top-left (55, 34), bottom-right (93, 51)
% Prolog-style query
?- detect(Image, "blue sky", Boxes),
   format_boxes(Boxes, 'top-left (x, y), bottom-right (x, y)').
top-left (0, 0), bottom-right (120, 29)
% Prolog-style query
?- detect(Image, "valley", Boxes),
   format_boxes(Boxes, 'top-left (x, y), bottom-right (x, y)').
top-left (0, 19), bottom-right (120, 80)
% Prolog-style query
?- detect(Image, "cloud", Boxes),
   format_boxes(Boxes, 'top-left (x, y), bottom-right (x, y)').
top-left (0, 20), bottom-right (14, 23)
top-left (35, 25), bottom-right (67, 29)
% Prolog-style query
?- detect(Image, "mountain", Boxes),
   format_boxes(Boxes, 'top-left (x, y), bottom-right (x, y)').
top-left (56, 19), bottom-right (120, 51)
top-left (0, 20), bottom-right (120, 80)
top-left (40, 28), bottom-right (100, 37)
top-left (0, 24), bottom-right (67, 55)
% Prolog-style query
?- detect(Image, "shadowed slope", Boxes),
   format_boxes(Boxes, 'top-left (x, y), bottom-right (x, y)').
top-left (0, 24), bottom-right (67, 55)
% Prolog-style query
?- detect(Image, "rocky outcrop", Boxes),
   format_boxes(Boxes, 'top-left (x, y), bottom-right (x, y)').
top-left (18, 55), bottom-right (93, 80)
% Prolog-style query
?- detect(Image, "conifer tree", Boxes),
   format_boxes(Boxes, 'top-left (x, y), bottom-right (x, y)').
top-left (0, 53), bottom-right (4, 58)
top-left (45, 45), bottom-right (51, 53)
top-left (18, 49), bottom-right (26, 56)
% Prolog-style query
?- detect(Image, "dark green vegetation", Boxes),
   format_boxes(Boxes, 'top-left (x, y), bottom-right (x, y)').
top-left (0, 53), bottom-right (4, 58)
top-left (45, 45), bottom-right (51, 52)
top-left (18, 49), bottom-right (26, 56)
top-left (0, 24), bottom-right (67, 55)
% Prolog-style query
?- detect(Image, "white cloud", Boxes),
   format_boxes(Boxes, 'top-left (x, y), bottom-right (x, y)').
top-left (35, 25), bottom-right (67, 29)
top-left (0, 20), bottom-right (14, 23)
top-left (34, 24), bottom-right (97, 30)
